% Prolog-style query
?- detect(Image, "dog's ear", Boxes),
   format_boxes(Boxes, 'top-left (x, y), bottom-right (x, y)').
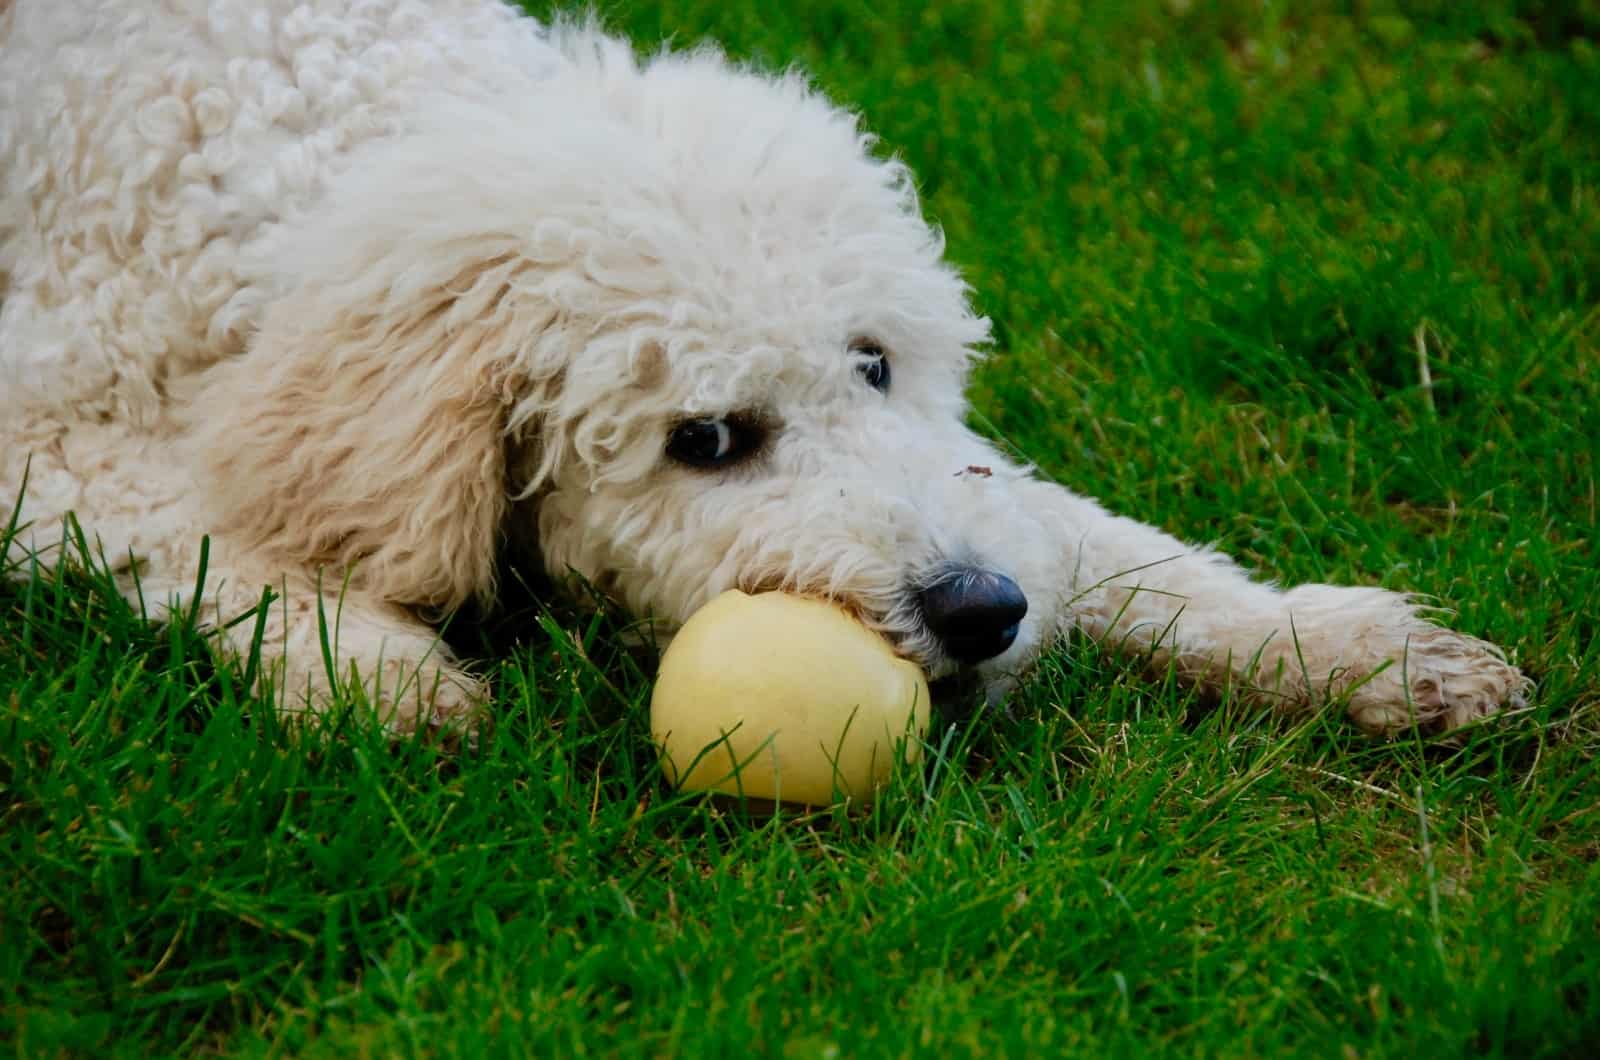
top-left (185, 92), bottom-right (667, 613)
top-left (190, 249), bottom-right (564, 614)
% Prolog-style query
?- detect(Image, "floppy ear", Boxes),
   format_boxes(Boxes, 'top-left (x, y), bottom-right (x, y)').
top-left (191, 251), bottom-right (562, 614)
top-left (185, 87), bottom-right (672, 613)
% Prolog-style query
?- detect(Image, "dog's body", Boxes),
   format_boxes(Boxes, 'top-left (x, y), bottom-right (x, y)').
top-left (1, 0), bottom-right (1527, 732)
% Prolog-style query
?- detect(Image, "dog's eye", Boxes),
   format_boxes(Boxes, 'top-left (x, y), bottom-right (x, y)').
top-left (665, 416), bottom-right (762, 469)
top-left (852, 341), bottom-right (890, 394)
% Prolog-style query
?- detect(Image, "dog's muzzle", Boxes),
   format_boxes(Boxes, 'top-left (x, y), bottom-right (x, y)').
top-left (917, 567), bottom-right (1028, 664)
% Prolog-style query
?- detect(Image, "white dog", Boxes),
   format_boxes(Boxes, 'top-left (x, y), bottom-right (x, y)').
top-left (0, 0), bottom-right (1528, 733)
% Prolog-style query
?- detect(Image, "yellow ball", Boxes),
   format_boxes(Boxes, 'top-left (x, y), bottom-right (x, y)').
top-left (651, 590), bottom-right (931, 806)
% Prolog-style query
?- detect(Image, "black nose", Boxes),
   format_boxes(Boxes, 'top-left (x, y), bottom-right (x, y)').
top-left (917, 568), bottom-right (1028, 664)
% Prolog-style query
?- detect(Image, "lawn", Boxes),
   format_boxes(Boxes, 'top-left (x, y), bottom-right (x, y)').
top-left (4, 0), bottom-right (1599, 1054)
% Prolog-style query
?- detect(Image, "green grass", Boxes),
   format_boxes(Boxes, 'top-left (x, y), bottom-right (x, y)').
top-left (5, 0), bottom-right (1600, 1054)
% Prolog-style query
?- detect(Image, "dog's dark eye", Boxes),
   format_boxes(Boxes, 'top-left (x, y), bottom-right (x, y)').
top-left (665, 416), bottom-right (762, 469)
top-left (852, 341), bottom-right (890, 393)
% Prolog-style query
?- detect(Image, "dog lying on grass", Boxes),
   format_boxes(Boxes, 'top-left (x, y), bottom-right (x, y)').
top-left (0, 0), bottom-right (1528, 732)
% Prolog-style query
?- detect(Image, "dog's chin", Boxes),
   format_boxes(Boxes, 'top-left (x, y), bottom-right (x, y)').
top-left (928, 670), bottom-right (983, 724)
top-left (928, 667), bottom-right (1022, 725)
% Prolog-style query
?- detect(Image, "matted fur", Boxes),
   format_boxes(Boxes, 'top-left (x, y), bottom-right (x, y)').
top-left (1, 0), bottom-right (1529, 732)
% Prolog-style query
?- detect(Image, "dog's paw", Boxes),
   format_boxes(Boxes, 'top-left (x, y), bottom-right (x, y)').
top-left (369, 659), bottom-right (488, 734)
top-left (1343, 624), bottom-right (1532, 736)
top-left (1269, 585), bottom-right (1531, 735)
top-left (271, 660), bottom-right (489, 739)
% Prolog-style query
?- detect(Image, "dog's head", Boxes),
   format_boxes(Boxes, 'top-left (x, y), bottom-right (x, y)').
top-left (199, 31), bottom-right (1056, 687)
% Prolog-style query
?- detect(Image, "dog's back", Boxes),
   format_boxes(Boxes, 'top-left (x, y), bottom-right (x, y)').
top-left (0, 0), bottom-right (548, 426)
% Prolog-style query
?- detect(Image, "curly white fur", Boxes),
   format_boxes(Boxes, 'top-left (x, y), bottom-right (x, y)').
top-left (0, 0), bottom-right (1528, 733)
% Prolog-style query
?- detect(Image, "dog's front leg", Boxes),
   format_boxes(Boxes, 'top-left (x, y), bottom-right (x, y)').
top-left (1020, 481), bottom-right (1529, 733)
top-left (140, 543), bottom-right (486, 731)
top-left (225, 580), bottom-right (486, 732)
